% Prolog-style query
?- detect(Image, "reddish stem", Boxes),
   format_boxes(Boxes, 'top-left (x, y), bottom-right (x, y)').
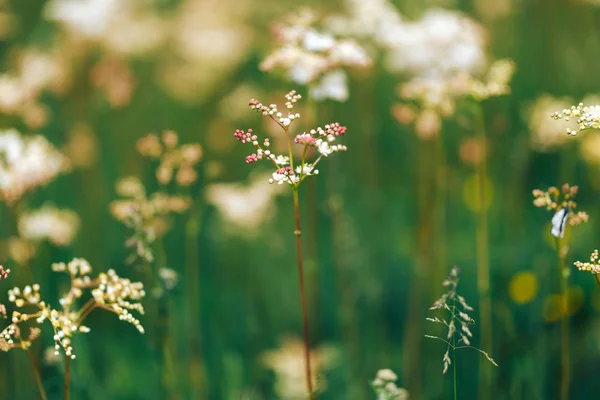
top-left (293, 188), bottom-right (314, 398)
top-left (64, 354), bottom-right (70, 400)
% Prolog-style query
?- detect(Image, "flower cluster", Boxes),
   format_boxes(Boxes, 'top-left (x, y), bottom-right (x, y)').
top-left (0, 266), bottom-right (9, 319)
top-left (574, 250), bottom-right (600, 275)
top-left (260, 10), bottom-right (371, 102)
top-left (111, 176), bottom-right (192, 263)
top-left (112, 131), bottom-right (200, 264)
top-left (234, 91), bottom-right (347, 187)
top-left (527, 95), bottom-right (576, 152)
top-left (0, 258), bottom-right (145, 358)
top-left (136, 131), bottom-right (203, 187)
top-left (0, 50), bottom-right (65, 129)
top-left (398, 59), bottom-right (515, 116)
top-left (0, 129), bottom-right (70, 205)
top-left (0, 266), bottom-right (9, 281)
top-left (18, 205), bottom-right (80, 247)
top-left (532, 184), bottom-right (588, 238)
top-left (371, 369), bottom-right (409, 400)
top-left (551, 102), bottom-right (600, 136)
top-left (205, 172), bottom-right (287, 233)
top-left (380, 8), bottom-right (487, 78)
top-left (425, 267), bottom-right (497, 374)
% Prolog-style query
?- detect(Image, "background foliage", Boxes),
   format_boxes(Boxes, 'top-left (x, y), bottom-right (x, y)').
top-left (2, 0), bottom-right (600, 399)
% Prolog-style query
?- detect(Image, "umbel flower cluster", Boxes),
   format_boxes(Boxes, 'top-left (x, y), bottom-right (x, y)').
top-left (425, 267), bottom-right (497, 374)
top-left (551, 102), bottom-right (600, 136)
top-left (371, 369), bottom-right (409, 400)
top-left (0, 258), bottom-right (145, 359)
top-left (234, 90), bottom-right (347, 187)
top-left (532, 184), bottom-right (588, 238)
top-left (111, 131), bottom-right (201, 264)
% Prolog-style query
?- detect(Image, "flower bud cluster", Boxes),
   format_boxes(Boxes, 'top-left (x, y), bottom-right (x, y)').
top-left (234, 91), bottom-right (348, 187)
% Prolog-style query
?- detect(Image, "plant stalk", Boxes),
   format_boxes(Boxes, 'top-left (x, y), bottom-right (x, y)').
top-left (64, 354), bottom-right (70, 400)
top-left (26, 348), bottom-right (47, 400)
top-left (474, 103), bottom-right (492, 399)
top-left (452, 296), bottom-right (457, 400)
top-left (555, 236), bottom-right (569, 400)
top-left (293, 188), bottom-right (314, 399)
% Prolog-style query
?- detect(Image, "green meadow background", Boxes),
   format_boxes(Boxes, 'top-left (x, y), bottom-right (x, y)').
top-left (2, 0), bottom-right (600, 399)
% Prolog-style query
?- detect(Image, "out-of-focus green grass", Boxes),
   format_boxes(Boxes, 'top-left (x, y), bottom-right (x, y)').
top-left (2, 0), bottom-right (600, 399)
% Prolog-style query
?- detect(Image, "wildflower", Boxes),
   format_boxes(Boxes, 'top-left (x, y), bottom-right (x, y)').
top-left (113, 131), bottom-right (200, 264)
top-left (425, 267), bottom-right (497, 375)
top-left (527, 95), bottom-right (575, 152)
top-left (371, 368), bottom-right (409, 400)
top-left (574, 250), bottom-right (600, 275)
top-left (0, 129), bottom-right (70, 205)
top-left (552, 102), bottom-right (600, 136)
top-left (261, 10), bottom-right (371, 102)
top-left (234, 91), bottom-right (347, 187)
top-left (18, 205), bottom-right (80, 247)
top-left (137, 131), bottom-right (202, 187)
top-left (381, 9), bottom-right (487, 78)
top-left (532, 184), bottom-right (588, 238)
top-left (0, 266), bottom-right (9, 319)
top-left (205, 173), bottom-right (286, 233)
top-left (0, 266), bottom-right (9, 280)
top-left (1, 258), bottom-right (145, 359)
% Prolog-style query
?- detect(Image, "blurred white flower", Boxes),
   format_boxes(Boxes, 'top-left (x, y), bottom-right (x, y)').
top-left (0, 129), bottom-right (70, 205)
top-left (261, 337), bottom-right (338, 400)
top-left (18, 205), bottom-right (80, 246)
top-left (45, 0), bottom-right (120, 37)
top-left (325, 0), bottom-right (403, 40)
top-left (526, 94), bottom-right (575, 152)
top-left (309, 70), bottom-right (348, 102)
top-left (382, 9), bottom-right (487, 78)
top-left (261, 10), bottom-right (371, 102)
top-left (206, 173), bottom-right (286, 232)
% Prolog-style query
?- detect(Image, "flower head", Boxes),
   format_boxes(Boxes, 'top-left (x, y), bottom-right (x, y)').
top-left (1, 258), bottom-right (145, 359)
top-left (371, 368), bottom-right (409, 400)
top-left (234, 90), bottom-right (347, 187)
top-left (574, 250), bottom-right (600, 275)
top-left (0, 129), bottom-right (70, 205)
top-left (425, 266), bottom-right (497, 374)
top-left (261, 10), bottom-right (371, 102)
top-left (532, 184), bottom-right (588, 238)
top-left (552, 102), bottom-right (600, 136)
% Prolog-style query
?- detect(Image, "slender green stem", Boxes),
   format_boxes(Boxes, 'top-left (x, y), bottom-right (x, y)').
top-left (555, 236), bottom-right (569, 400)
top-left (26, 348), bottom-right (47, 400)
top-left (434, 129), bottom-right (447, 295)
top-left (595, 274), bottom-right (600, 289)
top-left (292, 188), bottom-right (313, 399)
top-left (452, 291), bottom-right (457, 400)
top-left (474, 103), bottom-right (492, 399)
top-left (64, 354), bottom-right (70, 400)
